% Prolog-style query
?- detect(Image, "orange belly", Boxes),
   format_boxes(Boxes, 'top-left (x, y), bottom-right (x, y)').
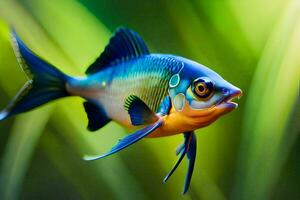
top-left (114, 100), bottom-right (234, 138)
top-left (147, 101), bottom-right (234, 138)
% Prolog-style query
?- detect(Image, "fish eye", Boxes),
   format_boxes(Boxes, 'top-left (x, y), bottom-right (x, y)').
top-left (192, 77), bottom-right (214, 99)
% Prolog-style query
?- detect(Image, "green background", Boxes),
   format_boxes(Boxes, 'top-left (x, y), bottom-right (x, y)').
top-left (0, 0), bottom-right (299, 199)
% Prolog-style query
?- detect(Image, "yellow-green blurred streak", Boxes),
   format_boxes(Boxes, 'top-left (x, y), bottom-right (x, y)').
top-left (188, 0), bottom-right (254, 70)
top-left (21, 0), bottom-right (110, 73)
top-left (0, 107), bottom-right (54, 200)
top-left (233, 1), bottom-right (300, 199)
top-left (229, 0), bottom-right (287, 55)
top-left (163, 0), bottom-right (217, 65)
top-left (41, 129), bottom-right (144, 200)
top-left (0, 0), bottom-right (76, 72)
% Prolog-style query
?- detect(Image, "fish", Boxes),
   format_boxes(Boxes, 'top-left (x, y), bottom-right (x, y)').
top-left (0, 27), bottom-right (242, 194)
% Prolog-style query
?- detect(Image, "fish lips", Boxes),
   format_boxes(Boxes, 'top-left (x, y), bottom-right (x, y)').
top-left (217, 89), bottom-right (242, 110)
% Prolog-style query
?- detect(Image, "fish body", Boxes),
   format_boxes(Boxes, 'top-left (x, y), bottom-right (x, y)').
top-left (67, 54), bottom-right (182, 129)
top-left (0, 27), bottom-right (242, 194)
top-left (67, 53), bottom-right (240, 137)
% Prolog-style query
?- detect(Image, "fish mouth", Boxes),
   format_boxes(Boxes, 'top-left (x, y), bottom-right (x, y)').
top-left (217, 89), bottom-right (242, 109)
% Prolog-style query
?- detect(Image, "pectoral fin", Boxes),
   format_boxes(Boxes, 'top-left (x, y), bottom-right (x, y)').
top-left (163, 131), bottom-right (197, 194)
top-left (84, 118), bottom-right (163, 161)
top-left (124, 95), bottom-right (159, 126)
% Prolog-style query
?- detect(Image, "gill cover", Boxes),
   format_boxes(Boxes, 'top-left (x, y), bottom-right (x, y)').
top-left (168, 60), bottom-right (234, 110)
top-left (168, 66), bottom-right (189, 111)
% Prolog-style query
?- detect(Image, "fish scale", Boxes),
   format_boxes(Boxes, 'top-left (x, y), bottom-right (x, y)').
top-left (94, 55), bottom-right (182, 126)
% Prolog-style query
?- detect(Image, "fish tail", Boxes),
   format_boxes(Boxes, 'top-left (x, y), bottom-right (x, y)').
top-left (0, 31), bottom-right (70, 121)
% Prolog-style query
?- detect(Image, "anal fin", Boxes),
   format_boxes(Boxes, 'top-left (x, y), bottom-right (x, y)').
top-left (83, 101), bottom-right (110, 131)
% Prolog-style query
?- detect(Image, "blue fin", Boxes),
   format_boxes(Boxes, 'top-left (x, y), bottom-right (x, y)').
top-left (84, 118), bottom-right (163, 161)
top-left (163, 131), bottom-right (197, 194)
top-left (183, 132), bottom-right (197, 194)
top-left (157, 96), bottom-right (172, 116)
top-left (163, 148), bottom-right (186, 183)
top-left (83, 101), bottom-right (111, 131)
top-left (176, 143), bottom-right (185, 155)
top-left (124, 95), bottom-right (159, 126)
top-left (86, 27), bottom-right (150, 74)
top-left (0, 31), bottom-right (69, 121)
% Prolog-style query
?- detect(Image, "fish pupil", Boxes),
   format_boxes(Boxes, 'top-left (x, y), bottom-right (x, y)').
top-left (198, 85), bottom-right (205, 92)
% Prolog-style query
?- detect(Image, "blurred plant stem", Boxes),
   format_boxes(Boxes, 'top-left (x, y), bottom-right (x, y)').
top-left (0, 107), bottom-right (54, 200)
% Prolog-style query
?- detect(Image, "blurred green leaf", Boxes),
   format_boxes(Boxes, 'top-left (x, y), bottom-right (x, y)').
top-left (0, 107), bottom-right (53, 200)
top-left (233, 1), bottom-right (300, 199)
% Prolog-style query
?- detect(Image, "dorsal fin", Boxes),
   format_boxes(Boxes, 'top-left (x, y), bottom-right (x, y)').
top-left (86, 27), bottom-right (150, 74)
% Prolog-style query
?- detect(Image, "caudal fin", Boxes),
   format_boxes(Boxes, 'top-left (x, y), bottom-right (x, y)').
top-left (0, 31), bottom-right (70, 121)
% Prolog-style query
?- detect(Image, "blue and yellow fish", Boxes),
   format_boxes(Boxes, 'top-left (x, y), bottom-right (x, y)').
top-left (0, 27), bottom-right (242, 194)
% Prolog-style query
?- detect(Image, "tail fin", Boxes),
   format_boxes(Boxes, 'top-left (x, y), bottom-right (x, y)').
top-left (0, 31), bottom-right (69, 121)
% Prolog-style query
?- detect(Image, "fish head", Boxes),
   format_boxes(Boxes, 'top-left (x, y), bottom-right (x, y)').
top-left (167, 58), bottom-right (242, 129)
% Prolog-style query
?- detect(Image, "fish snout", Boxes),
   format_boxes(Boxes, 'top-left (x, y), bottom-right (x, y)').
top-left (219, 86), bottom-right (242, 109)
